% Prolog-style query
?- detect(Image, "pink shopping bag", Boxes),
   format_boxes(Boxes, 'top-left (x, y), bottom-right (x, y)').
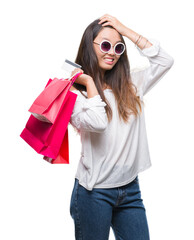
top-left (29, 73), bottom-right (81, 124)
top-left (20, 87), bottom-right (77, 160)
top-left (43, 128), bottom-right (69, 164)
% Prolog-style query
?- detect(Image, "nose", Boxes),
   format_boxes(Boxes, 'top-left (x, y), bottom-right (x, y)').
top-left (108, 46), bottom-right (115, 55)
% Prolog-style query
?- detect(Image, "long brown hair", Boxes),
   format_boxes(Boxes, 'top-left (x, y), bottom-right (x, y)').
top-left (72, 19), bottom-right (142, 123)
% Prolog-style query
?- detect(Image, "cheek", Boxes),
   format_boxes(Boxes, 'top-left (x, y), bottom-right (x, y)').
top-left (95, 51), bottom-right (105, 65)
top-left (96, 51), bottom-right (104, 60)
top-left (94, 45), bottom-right (103, 59)
top-left (114, 56), bottom-right (120, 64)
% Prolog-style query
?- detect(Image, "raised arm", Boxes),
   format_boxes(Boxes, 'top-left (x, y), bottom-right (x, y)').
top-left (69, 71), bottom-right (108, 133)
top-left (98, 14), bottom-right (153, 50)
top-left (99, 14), bottom-right (174, 96)
top-left (70, 69), bottom-right (99, 99)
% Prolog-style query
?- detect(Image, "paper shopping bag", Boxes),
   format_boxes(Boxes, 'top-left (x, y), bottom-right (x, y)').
top-left (20, 90), bottom-right (77, 159)
top-left (43, 128), bottom-right (69, 164)
top-left (28, 72), bottom-right (81, 124)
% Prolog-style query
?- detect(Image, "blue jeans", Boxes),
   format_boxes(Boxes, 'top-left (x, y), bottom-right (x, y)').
top-left (70, 177), bottom-right (150, 240)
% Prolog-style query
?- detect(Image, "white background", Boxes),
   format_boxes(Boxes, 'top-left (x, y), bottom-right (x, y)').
top-left (0, 0), bottom-right (193, 239)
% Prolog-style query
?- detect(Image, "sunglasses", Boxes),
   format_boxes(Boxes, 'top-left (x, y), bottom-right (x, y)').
top-left (93, 40), bottom-right (125, 55)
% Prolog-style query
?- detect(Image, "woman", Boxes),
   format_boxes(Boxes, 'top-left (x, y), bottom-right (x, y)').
top-left (69, 14), bottom-right (174, 240)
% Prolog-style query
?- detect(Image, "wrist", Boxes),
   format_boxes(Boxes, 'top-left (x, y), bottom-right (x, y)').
top-left (125, 28), bottom-right (138, 42)
top-left (85, 76), bottom-right (94, 87)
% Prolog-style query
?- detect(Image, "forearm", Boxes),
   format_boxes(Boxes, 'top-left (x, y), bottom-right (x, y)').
top-left (124, 27), bottom-right (153, 50)
top-left (72, 72), bottom-right (99, 99)
top-left (86, 79), bottom-right (99, 98)
top-left (98, 14), bottom-right (153, 50)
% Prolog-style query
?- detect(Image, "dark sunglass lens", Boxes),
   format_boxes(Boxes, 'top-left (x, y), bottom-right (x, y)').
top-left (115, 43), bottom-right (124, 54)
top-left (101, 41), bottom-right (111, 52)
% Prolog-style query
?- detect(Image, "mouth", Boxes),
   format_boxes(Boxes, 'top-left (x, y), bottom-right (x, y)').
top-left (104, 57), bottom-right (115, 65)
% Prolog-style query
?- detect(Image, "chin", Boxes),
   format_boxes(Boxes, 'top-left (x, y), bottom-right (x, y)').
top-left (101, 64), bottom-right (115, 71)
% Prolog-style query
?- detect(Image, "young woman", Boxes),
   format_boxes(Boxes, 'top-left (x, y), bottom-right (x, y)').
top-left (69, 14), bottom-right (174, 240)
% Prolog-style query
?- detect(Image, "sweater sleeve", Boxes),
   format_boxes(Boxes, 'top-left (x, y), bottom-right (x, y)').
top-left (131, 38), bottom-right (174, 97)
top-left (69, 91), bottom-right (108, 133)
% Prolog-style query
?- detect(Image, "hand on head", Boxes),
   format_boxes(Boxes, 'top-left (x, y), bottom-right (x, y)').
top-left (98, 14), bottom-right (129, 37)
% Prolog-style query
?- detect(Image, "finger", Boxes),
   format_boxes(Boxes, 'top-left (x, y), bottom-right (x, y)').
top-left (75, 68), bottom-right (83, 73)
top-left (99, 14), bottom-right (113, 20)
top-left (99, 15), bottom-right (111, 23)
top-left (99, 17), bottom-right (116, 26)
top-left (98, 17), bottom-right (107, 24)
top-left (99, 18), bottom-right (112, 25)
top-left (101, 21), bottom-right (113, 27)
top-left (71, 68), bottom-right (81, 77)
top-left (99, 15), bottom-right (111, 20)
top-left (99, 14), bottom-right (108, 19)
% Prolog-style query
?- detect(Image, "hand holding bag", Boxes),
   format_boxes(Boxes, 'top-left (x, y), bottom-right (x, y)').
top-left (28, 73), bottom-right (81, 123)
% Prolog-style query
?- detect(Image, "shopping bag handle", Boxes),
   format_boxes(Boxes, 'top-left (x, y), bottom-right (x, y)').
top-left (69, 72), bottom-right (83, 87)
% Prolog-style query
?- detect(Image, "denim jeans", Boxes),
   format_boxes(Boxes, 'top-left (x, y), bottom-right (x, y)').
top-left (70, 176), bottom-right (150, 240)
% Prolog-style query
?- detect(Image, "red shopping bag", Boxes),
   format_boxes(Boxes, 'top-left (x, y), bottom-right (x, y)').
top-left (28, 73), bottom-right (81, 123)
top-left (20, 87), bottom-right (78, 160)
top-left (43, 128), bottom-right (69, 164)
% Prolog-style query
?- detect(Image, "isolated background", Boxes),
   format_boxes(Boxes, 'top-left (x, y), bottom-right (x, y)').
top-left (0, 0), bottom-right (193, 239)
